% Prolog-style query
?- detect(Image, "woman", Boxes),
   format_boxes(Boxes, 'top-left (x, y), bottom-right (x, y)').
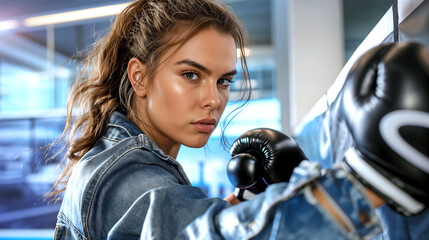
top-left (52, 0), bottom-right (388, 239)
top-left (52, 0), bottom-right (250, 239)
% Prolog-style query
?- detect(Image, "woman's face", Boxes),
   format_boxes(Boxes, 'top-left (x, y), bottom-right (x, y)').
top-left (135, 28), bottom-right (237, 157)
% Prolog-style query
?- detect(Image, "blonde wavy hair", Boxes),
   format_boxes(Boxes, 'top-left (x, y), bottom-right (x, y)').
top-left (50, 0), bottom-right (251, 197)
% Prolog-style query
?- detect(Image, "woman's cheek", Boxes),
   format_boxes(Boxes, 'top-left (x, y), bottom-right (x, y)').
top-left (166, 81), bottom-right (193, 105)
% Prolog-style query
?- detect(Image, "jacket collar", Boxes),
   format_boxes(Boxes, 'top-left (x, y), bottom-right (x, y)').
top-left (105, 111), bottom-right (143, 141)
top-left (105, 111), bottom-right (171, 158)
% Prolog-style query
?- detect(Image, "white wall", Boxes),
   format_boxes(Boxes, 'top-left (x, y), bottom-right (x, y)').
top-left (271, 0), bottom-right (345, 133)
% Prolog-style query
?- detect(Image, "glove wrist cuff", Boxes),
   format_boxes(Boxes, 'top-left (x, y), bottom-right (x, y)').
top-left (234, 188), bottom-right (257, 201)
top-left (343, 147), bottom-right (424, 215)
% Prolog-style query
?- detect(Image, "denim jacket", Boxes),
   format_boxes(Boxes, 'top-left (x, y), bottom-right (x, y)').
top-left (54, 111), bottom-right (382, 240)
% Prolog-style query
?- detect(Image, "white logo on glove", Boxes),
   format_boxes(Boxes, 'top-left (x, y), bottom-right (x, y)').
top-left (380, 110), bottom-right (429, 173)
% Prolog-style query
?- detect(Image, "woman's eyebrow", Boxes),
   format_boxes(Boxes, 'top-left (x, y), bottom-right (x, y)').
top-left (176, 59), bottom-right (211, 74)
top-left (176, 59), bottom-right (237, 77)
top-left (221, 69), bottom-right (237, 77)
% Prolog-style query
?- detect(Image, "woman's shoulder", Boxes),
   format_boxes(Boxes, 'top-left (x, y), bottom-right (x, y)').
top-left (75, 133), bottom-right (190, 191)
top-left (80, 132), bottom-right (189, 182)
top-left (60, 134), bottom-right (191, 237)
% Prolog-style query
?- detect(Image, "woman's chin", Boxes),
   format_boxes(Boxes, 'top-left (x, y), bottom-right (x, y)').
top-left (184, 138), bottom-right (210, 149)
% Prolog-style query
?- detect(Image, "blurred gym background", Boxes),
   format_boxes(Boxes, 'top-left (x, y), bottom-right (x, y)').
top-left (0, 0), bottom-right (391, 238)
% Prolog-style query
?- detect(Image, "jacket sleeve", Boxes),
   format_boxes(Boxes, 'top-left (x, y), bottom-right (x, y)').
top-left (177, 161), bottom-right (383, 240)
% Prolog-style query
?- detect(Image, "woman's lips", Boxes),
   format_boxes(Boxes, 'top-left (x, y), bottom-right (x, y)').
top-left (192, 118), bottom-right (216, 133)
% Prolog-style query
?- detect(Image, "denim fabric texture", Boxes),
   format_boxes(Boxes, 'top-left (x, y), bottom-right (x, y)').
top-left (55, 111), bottom-right (381, 240)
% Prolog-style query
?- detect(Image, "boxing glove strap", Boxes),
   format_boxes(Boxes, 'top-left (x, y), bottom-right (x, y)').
top-left (343, 147), bottom-right (424, 215)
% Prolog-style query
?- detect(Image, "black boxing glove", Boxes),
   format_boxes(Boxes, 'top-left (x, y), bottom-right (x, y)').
top-left (340, 42), bottom-right (429, 215)
top-left (226, 128), bottom-right (307, 201)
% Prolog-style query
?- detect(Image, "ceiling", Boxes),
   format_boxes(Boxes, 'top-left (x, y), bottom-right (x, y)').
top-left (0, 0), bottom-right (392, 68)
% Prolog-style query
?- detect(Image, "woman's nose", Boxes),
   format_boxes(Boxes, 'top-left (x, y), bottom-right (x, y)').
top-left (201, 81), bottom-right (221, 110)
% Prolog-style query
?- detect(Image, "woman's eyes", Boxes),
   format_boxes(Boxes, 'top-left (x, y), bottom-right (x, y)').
top-left (182, 71), bottom-right (234, 87)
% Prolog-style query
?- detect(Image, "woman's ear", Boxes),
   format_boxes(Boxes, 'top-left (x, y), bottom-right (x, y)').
top-left (127, 57), bottom-right (148, 98)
